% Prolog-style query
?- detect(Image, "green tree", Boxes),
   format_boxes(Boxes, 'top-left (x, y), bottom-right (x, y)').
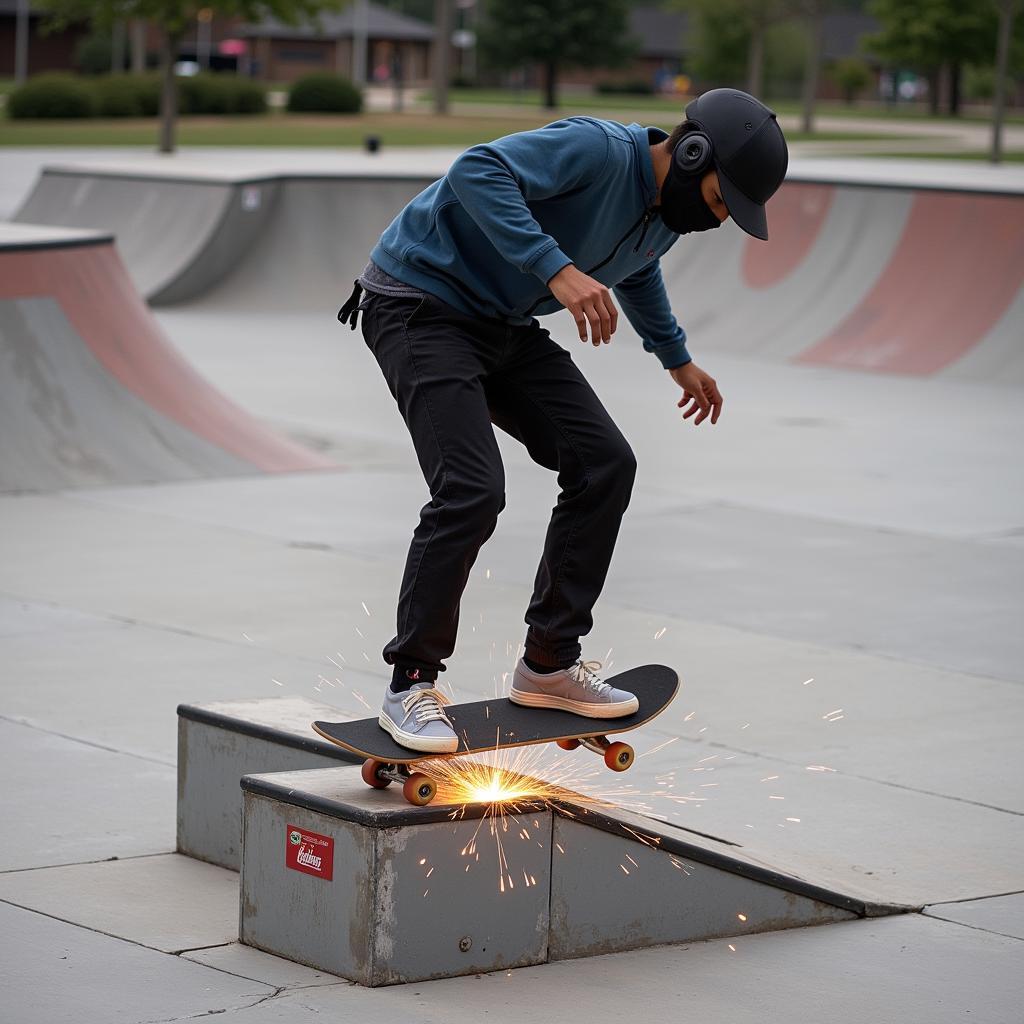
top-left (40, 0), bottom-right (345, 152)
top-left (830, 55), bottom-right (872, 103)
top-left (678, 0), bottom-right (802, 98)
top-left (478, 0), bottom-right (636, 109)
top-left (866, 0), bottom-right (998, 114)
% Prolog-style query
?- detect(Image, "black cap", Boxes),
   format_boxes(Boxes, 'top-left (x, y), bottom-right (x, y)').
top-left (685, 89), bottom-right (788, 241)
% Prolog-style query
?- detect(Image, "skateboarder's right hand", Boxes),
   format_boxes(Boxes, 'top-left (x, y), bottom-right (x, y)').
top-left (549, 265), bottom-right (619, 346)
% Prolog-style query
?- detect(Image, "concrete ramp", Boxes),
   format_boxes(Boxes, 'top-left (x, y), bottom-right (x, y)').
top-left (0, 224), bottom-right (332, 492)
top-left (662, 175), bottom-right (1024, 384)
top-left (13, 160), bottom-right (1024, 382)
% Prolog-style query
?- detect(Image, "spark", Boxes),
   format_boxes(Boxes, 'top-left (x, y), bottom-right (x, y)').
top-left (361, 602), bottom-right (371, 617)
top-left (653, 627), bottom-right (667, 640)
top-left (739, 723), bottom-right (750, 730)
top-left (619, 864), bottom-right (630, 875)
top-left (423, 890), bottom-right (429, 898)
top-left (486, 569), bottom-right (491, 579)
top-left (760, 775), bottom-right (780, 782)
top-left (684, 711), bottom-right (697, 722)
top-left (769, 795), bottom-right (785, 800)
top-left (419, 858), bottom-right (426, 865)
top-left (242, 632), bottom-right (254, 642)
top-left (625, 854), bottom-right (639, 868)
top-left (806, 765), bottom-right (836, 772)
top-left (822, 708), bottom-right (843, 719)
top-left (355, 626), bottom-right (364, 638)
top-left (785, 817), bottom-right (801, 823)
top-left (737, 913), bottom-right (747, 922)
top-left (271, 678), bottom-right (283, 687)
top-left (728, 944), bottom-right (736, 952)
top-left (803, 678), bottom-right (814, 685)
top-left (351, 691), bottom-right (372, 711)
top-left (426, 867), bottom-right (434, 877)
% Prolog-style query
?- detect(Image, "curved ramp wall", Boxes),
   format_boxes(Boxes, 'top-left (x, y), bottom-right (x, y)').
top-left (13, 162), bottom-right (1024, 383)
top-left (0, 225), bottom-right (332, 492)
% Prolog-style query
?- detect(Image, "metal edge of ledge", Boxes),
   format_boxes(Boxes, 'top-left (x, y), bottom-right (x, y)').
top-left (553, 798), bottom-right (914, 919)
top-left (239, 770), bottom-right (550, 827)
top-left (176, 702), bottom-right (360, 763)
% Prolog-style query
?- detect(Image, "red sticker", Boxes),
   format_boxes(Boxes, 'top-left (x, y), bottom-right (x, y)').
top-left (285, 824), bottom-right (334, 881)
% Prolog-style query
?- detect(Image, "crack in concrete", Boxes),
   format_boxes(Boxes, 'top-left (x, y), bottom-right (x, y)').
top-left (0, 712), bottom-right (174, 767)
top-left (0, 849), bottom-right (172, 875)
top-left (922, 911), bottom-right (1024, 944)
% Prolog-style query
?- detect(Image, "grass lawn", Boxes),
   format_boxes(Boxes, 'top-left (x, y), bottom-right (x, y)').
top-left (433, 87), bottom-right (1024, 126)
top-left (861, 149), bottom-right (1024, 162)
top-left (0, 110), bottom-right (896, 147)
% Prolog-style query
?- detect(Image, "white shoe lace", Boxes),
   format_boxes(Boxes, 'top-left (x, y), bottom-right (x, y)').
top-left (400, 687), bottom-right (454, 730)
top-left (569, 659), bottom-right (613, 698)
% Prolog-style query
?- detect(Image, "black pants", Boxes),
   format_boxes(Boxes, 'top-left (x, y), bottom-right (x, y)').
top-left (360, 290), bottom-right (637, 673)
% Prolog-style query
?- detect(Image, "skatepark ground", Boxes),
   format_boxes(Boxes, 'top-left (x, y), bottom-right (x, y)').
top-left (1, 148), bottom-right (1023, 1021)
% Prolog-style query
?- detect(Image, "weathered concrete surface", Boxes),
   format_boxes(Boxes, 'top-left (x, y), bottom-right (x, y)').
top-left (924, 892), bottom-right (1024, 941)
top-left (0, 901), bottom-right (276, 1024)
top-left (0, 853), bottom-right (239, 952)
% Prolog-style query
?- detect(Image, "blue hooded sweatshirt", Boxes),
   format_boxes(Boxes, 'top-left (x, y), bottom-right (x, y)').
top-left (369, 117), bottom-right (692, 369)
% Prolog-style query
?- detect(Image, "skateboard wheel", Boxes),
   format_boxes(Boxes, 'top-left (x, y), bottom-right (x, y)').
top-left (556, 738), bottom-right (581, 751)
top-left (403, 772), bottom-right (437, 806)
top-left (604, 742), bottom-right (634, 772)
top-left (361, 759), bottom-right (391, 789)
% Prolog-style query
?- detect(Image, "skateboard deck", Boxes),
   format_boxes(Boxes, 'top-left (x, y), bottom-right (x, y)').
top-left (312, 664), bottom-right (678, 805)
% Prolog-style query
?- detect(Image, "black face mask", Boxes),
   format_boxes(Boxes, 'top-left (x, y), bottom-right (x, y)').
top-left (659, 171), bottom-right (722, 235)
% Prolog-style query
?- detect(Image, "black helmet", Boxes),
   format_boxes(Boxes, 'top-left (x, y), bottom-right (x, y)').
top-left (685, 89), bottom-right (788, 241)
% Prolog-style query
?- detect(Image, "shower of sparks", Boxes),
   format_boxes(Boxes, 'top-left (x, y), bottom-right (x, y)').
top-left (361, 602), bottom-right (371, 617)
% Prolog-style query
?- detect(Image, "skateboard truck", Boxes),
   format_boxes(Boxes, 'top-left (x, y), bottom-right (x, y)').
top-left (556, 734), bottom-right (635, 771)
top-left (361, 759), bottom-right (438, 806)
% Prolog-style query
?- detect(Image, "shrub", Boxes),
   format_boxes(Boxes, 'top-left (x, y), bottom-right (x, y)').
top-left (830, 57), bottom-right (873, 105)
top-left (179, 73), bottom-right (267, 115)
top-left (93, 74), bottom-right (150, 117)
top-left (595, 79), bottom-right (654, 95)
top-left (7, 74), bottom-right (94, 118)
top-left (287, 73), bottom-right (362, 113)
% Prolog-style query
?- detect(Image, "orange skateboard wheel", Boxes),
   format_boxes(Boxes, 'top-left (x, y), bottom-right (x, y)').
top-left (556, 738), bottom-right (581, 751)
top-left (403, 772), bottom-right (437, 806)
top-left (604, 741), bottom-right (634, 772)
top-left (361, 758), bottom-right (391, 789)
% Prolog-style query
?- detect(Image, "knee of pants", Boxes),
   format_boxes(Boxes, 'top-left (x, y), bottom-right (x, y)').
top-left (592, 438), bottom-right (637, 501)
top-left (455, 474), bottom-right (506, 529)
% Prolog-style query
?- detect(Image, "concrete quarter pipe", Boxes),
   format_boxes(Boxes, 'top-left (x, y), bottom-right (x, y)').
top-left (0, 224), bottom-right (332, 492)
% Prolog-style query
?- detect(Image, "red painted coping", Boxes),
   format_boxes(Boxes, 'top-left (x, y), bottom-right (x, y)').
top-left (797, 191), bottom-right (1024, 376)
top-left (742, 183), bottom-right (834, 289)
top-left (0, 240), bottom-right (332, 473)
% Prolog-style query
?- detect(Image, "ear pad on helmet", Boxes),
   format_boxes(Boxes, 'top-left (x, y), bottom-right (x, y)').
top-left (672, 131), bottom-right (713, 175)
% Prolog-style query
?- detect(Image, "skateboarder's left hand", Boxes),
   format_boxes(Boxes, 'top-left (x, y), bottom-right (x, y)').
top-left (669, 362), bottom-right (723, 426)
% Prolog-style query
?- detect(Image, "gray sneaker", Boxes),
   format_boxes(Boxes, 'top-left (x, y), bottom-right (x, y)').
top-left (379, 682), bottom-right (459, 753)
top-left (509, 659), bottom-right (639, 719)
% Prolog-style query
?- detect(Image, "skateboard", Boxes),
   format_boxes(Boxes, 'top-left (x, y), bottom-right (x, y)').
top-left (312, 664), bottom-right (678, 806)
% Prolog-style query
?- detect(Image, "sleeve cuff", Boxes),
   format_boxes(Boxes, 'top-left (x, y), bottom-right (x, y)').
top-left (530, 245), bottom-right (573, 285)
top-left (646, 338), bottom-right (691, 369)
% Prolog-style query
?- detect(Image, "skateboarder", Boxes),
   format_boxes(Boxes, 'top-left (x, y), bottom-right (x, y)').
top-left (338, 88), bottom-right (788, 754)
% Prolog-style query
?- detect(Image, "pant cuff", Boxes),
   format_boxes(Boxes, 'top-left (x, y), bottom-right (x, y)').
top-left (523, 635), bottom-right (580, 670)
